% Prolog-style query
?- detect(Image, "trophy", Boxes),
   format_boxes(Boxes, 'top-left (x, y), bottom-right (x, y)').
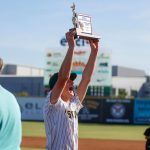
top-left (70, 3), bottom-right (100, 40)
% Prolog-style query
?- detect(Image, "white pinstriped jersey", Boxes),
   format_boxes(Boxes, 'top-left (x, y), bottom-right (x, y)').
top-left (43, 91), bottom-right (83, 150)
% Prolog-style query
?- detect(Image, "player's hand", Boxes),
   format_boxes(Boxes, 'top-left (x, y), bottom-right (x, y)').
top-left (89, 39), bottom-right (99, 52)
top-left (66, 30), bottom-right (76, 49)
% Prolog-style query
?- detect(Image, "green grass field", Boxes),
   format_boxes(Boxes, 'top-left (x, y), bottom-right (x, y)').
top-left (22, 121), bottom-right (149, 150)
top-left (22, 121), bottom-right (148, 140)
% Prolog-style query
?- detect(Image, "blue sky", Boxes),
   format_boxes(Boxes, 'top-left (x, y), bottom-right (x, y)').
top-left (0, 0), bottom-right (150, 74)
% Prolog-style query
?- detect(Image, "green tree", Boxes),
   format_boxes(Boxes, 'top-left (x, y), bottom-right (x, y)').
top-left (118, 89), bottom-right (128, 99)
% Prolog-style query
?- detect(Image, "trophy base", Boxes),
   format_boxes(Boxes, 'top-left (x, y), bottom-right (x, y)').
top-left (69, 28), bottom-right (101, 40)
top-left (76, 32), bottom-right (100, 40)
top-left (76, 28), bottom-right (100, 40)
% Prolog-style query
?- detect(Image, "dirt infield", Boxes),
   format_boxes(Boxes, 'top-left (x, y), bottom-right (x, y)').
top-left (22, 136), bottom-right (145, 150)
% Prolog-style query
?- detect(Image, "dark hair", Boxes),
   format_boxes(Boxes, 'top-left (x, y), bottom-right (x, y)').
top-left (49, 72), bottom-right (77, 90)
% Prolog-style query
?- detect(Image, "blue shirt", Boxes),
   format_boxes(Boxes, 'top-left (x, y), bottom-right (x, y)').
top-left (0, 85), bottom-right (22, 150)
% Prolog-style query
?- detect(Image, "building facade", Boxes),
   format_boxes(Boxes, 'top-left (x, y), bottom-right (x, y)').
top-left (0, 64), bottom-right (150, 98)
top-left (112, 66), bottom-right (148, 98)
top-left (0, 64), bottom-right (44, 96)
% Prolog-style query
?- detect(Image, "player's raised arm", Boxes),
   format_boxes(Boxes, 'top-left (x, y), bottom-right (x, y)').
top-left (77, 39), bottom-right (99, 102)
top-left (50, 30), bottom-right (76, 104)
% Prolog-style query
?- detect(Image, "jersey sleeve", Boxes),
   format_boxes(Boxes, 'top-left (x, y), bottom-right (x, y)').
top-left (45, 91), bottom-right (62, 111)
top-left (73, 92), bottom-right (83, 113)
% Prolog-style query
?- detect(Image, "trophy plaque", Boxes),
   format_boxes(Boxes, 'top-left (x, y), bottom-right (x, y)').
top-left (71, 3), bottom-right (100, 40)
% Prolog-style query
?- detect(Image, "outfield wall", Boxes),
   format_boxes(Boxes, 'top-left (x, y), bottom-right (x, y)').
top-left (17, 96), bottom-right (150, 124)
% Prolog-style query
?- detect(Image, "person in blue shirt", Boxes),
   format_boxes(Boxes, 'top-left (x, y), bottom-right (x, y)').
top-left (0, 58), bottom-right (22, 150)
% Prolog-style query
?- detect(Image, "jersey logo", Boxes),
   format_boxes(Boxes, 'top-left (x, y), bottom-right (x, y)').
top-left (65, 110), bottom-right (77, 119)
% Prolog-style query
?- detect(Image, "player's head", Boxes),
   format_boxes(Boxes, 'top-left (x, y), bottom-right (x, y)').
top-left (0, 58), bottom-right (3, 71)
top-left (49, 72), bottom-right (77, 90)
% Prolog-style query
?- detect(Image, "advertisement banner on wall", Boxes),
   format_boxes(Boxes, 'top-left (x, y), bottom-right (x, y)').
top-left (17, 97), bottom-right (45, 121)
top-left (78, 97), bottom-right (103, 123)
top-left (134, 99), bottom-right (150, 124)
top-left (44, 49), bottom-right (112, 87)
top-left (18, 96), bottom-right (103, 122)
top-left (94, 52), bottom-right (112, 86)
top-left (103, 99), bottom-right (133, 124)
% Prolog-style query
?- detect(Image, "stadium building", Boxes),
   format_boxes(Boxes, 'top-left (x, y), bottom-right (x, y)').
top-left (112, 66), bottom-right (148, 98)
top-left (0, 64), bottom-right (44, 96)
top-left (0, 63), bottom-right (150, 98)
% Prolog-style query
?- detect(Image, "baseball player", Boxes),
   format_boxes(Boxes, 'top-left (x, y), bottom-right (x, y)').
top-left (43, 30), bottom-right (99, 150)
top-left (0, 58), bottom-right (22, 150)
